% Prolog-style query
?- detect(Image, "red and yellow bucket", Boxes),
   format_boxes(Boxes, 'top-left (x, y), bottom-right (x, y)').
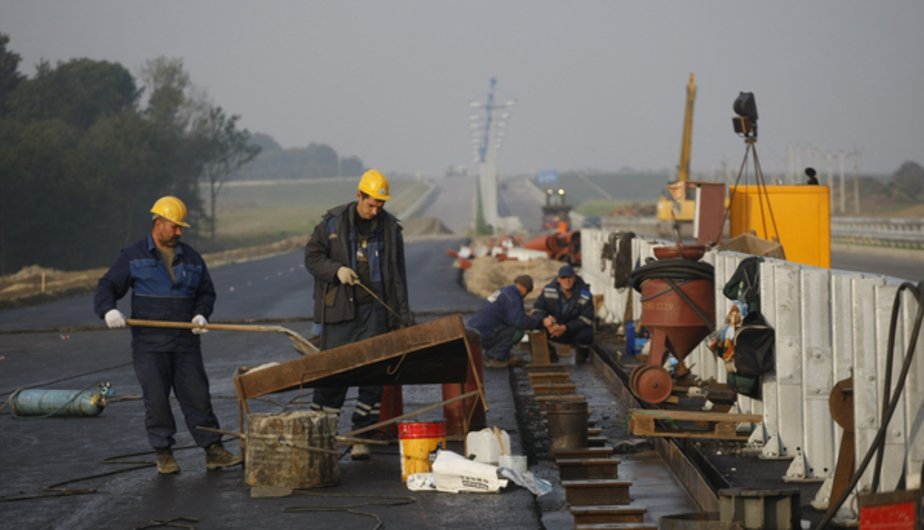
top-left (398, 420), bottom-right (446, 482)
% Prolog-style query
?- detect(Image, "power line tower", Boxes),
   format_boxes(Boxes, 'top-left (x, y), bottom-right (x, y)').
top-left (469, 78), bottom-right (516, 233)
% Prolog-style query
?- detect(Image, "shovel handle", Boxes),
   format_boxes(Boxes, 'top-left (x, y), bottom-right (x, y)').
top-left (127, 318), bottom-right (280, 333)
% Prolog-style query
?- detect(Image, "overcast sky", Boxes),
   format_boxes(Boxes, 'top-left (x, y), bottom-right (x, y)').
top-left (5, 1), bottom-right (923, 177)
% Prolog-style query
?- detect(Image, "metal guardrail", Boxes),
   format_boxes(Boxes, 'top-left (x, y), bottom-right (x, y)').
top-left (831, 217), bottom-right (924, 248)
top-left (597, 215), bottom-right (924, 248)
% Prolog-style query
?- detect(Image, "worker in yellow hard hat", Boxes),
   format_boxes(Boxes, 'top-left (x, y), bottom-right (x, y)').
top-left (304, 169), bottom-right (411, 461)
top-left (94, 195), bottom-right (242, 475)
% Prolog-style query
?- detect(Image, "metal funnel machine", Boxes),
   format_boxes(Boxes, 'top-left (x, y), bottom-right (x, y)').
top-left (630, 253), bottom-right (714, 404)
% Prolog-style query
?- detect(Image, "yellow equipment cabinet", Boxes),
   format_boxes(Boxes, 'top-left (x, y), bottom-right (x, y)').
top-left (729, 185), bottom-right (830, 268)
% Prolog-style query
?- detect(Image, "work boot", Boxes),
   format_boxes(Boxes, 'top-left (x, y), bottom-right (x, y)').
top-left (575, 346), bottom-right (590, 363)
top-left (156, 448), bottom-right (180, 475)
top-left (483, 357), bottom-right (508, 369)
top-left (351, 443), bottom-right (370, 461)
top-left (205, 441), bottom-right (244, 470)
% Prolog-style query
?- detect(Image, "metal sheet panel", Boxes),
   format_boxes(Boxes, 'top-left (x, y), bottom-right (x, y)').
top-left (901, 289), bottom-right (924, 486)
top-left (800, 267), bottom-right (835, 478)
top-left (234, 315), bottom-right (471, 400)
top-left (875, 284), bottom-right (906, 492)
top-left (774, 263), bottom-right (803, 458)
top-left (852, 276), bottom-right (884, 491)
top-left (831, 273), bottom-right (860, 462)
top-left (760, 259), bottom-right (780, 457)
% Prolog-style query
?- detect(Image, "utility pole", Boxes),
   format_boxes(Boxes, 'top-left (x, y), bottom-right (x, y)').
top-left (839, 151), bottom-right (846, 214)
top-left (852, 149), bottom-right (861, 215)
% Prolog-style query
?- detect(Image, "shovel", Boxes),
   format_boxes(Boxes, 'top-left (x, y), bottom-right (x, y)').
top-left (126, 319), bottom-right (318, 356)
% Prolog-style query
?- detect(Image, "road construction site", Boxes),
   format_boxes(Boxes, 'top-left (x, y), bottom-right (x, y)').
top-left (2, 174), bottom-right (924, 529)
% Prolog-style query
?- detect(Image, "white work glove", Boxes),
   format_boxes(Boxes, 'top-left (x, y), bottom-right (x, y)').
top-left (105, 309), bottom-right (127, 329)
top-left (191, 314), bottom-right (209, 335)
top-left (337, 266), bottom-right (359, 285)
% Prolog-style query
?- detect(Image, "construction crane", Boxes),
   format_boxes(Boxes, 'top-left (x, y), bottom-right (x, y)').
top-left (657, 74), bottom-right (697, 235)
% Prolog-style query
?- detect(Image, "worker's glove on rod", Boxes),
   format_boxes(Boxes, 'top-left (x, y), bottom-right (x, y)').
top-left (337, 267), bottom-right (359, 285)
top-left (105, 309), bottom-right (127, 329)
top-left (191, 314), bottom-right (209, 335)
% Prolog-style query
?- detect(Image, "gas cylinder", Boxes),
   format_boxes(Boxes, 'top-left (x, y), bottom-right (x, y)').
top-left (11, 382), bottom-right (111, 417)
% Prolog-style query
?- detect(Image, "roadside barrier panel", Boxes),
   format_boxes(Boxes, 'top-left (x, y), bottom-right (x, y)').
top-left (581, 228), bottom-right (924, 515)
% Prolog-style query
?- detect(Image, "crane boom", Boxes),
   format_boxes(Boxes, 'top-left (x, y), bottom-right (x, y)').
top-left (677, 73), bottom-right (696, 182)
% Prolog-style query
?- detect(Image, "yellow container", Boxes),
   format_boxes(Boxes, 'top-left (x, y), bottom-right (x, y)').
top-left (729, 185), bottom-right (830, 268)
top-left (399, 420), bottom-right (447, 482)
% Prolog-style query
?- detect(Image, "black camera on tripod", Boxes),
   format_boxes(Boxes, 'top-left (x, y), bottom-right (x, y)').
top-left (732, 92), bottom-right (758, 139)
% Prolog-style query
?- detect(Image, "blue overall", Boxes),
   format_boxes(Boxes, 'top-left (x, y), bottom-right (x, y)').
top-left (94, 236), bottom-right (221, 449)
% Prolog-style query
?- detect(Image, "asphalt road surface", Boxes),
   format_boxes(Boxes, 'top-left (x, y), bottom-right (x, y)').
top-left (0, 234), bottom-right (544, 529)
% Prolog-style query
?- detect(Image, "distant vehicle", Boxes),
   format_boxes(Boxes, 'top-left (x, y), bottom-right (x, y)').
top-left (542, 188), bottom-right (571, 230)
top-left (582, 216), bottom-right (601, 229)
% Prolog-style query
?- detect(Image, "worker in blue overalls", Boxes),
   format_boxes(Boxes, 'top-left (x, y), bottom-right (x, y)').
top-left (533, 265), bottom-right (595, 362)
top-left (94, 196), bottom-right (242, 475)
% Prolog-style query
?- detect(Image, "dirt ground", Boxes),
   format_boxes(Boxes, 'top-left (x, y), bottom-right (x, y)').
top-left (0, 236), bottom-right (308, 310)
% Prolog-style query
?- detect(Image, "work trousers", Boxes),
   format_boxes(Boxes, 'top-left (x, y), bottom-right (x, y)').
top-left (132, 349), bottom-right (221, 450)
top-left (548, 326), bottom-right (595, 361)
top-left (311, 302), bottom-right (387, 431)
top-left (482, 326), bottom-right (525, 362)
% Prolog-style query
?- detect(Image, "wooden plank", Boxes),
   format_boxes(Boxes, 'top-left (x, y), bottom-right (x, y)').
top-left (527, 331), bottom-right (551, 364)
top-left (528, 372), bottom-right (571, 384)
top-left (532, 383), bottom-right (578, 395)
top-left (628, 408), bottom-right (762, 424)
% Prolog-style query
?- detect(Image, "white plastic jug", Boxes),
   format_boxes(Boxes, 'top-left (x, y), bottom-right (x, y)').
top-left (465, 428), bottom-right (510, 465)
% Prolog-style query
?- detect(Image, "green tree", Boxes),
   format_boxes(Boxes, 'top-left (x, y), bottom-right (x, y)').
top-left (891, 161), bottom-right (924, 198)
top-left (196, 106), bottom-right (261, 245)
top-left (0, 33), bottom-right (25, 117)
top-left (10, 58), bottom-right (139, 129)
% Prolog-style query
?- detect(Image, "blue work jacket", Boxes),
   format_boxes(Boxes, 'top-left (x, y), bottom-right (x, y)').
top-left (468, 284), bottom-right (541, 343)
top-left (532, 275), bottom-right (594, 334)
top-left (94, 235), bottom-right (216, 353)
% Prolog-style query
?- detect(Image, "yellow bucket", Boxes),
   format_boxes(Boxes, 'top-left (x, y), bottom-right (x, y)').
top-left (398, 420), bottom-right (446, 482)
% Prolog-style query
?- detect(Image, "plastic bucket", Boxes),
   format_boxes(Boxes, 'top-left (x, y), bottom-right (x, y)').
top-left (399, 420), bottom-right (447, 482)
top-left (546, 400), bottom-right (588, 450)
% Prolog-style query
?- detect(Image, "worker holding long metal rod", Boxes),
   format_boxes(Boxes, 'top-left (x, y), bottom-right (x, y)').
top-left (304, 169), bottom-right (412, 461)
top-left (93, 196), bottom-right (242, 475)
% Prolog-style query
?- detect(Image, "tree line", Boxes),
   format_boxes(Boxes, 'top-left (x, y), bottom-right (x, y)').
top-left (236, 133), bottom-right (365, 181)
top-left (0, 34), bottom-right (259, 273)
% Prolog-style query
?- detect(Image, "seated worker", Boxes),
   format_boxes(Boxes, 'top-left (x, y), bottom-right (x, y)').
top-left (533, 265), bottom-right (595, 362)
top-left (468, 275), bottom-right (554, 368)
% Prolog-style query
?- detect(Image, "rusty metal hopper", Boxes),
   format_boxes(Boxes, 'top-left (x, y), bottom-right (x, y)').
top-left (234, 315), bottom-right (471, 402)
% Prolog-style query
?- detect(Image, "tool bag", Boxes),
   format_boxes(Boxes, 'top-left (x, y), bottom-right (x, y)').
top-left (730, 312), bottom-right (775, 377)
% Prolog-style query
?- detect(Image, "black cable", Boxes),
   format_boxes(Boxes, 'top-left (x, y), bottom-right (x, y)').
top-left (629, 258), bottom-right (714, 293)
top-left (817, 280), bottom-right (924, 529)
top-left (612, 232), bottom-right (635, 289)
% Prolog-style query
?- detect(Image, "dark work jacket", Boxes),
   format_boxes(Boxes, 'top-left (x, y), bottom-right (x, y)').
top-left (532, 275), bottom-right (594, 334)
top-left (468, 284), bottom-right (542, 344)
top-left (305, 202), bottom-right (410, 330)
top-left (94, 236), bottom-right (215, 353)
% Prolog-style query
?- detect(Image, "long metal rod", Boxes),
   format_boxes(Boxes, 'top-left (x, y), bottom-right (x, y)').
top-left (340, 389), bottom-right (481, 439)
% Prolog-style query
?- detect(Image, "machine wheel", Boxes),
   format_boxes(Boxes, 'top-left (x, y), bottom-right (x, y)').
top-left (634, 365), bottom-right (673, 404)
top-left (628, 365), bottom-right (646, 398)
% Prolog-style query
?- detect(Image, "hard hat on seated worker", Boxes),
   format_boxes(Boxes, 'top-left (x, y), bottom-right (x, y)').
top-left (150, 196), bottom-right (191, 228)
top-left (358, 169), bottom-right (391, 201)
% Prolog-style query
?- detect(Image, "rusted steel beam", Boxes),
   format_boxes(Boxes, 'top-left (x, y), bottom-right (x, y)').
top-left (234, 315), bottom-right (470, 401)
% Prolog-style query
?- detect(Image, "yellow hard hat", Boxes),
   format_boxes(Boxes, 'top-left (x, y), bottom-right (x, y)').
top-left (358, 169), bottom-right (391, 201)
top-left (150, 196), bottom-right (191, 227)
